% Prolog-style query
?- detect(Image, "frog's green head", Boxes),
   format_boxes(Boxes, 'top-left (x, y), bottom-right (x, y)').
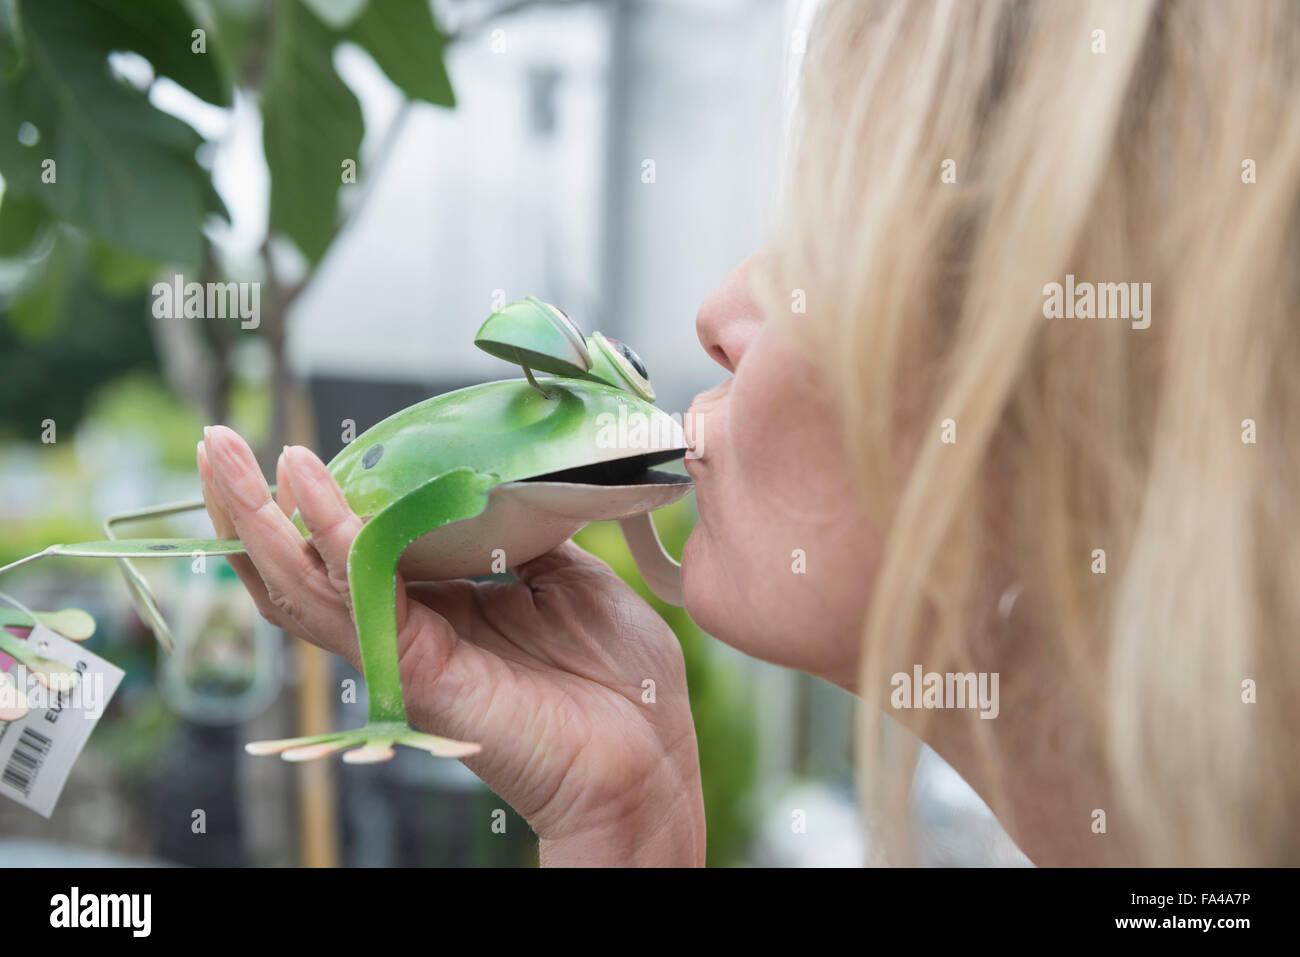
top-left (475, 296), bottom-right (656, 401)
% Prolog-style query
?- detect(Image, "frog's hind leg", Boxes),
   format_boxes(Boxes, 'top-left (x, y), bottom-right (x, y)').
top-left (245, 468), bottom-right (497, 764)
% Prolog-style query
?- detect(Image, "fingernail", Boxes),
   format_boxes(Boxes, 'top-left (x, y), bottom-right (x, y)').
top-left (282, 446), bottom-right (304, 487)
top-left (284, 443), bottom-right (314, 466)
top-left (283, 447), bottom-right (326, 504)
top-left (203, 427), bottom-right (230, 465)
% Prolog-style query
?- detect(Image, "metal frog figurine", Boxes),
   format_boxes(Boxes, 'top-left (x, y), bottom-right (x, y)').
top-left (0, 297), bottom-right (693, 763)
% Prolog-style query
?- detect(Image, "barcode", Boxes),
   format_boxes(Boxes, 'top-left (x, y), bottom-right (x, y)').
top-left (2, 726), bottom-right (53, 798)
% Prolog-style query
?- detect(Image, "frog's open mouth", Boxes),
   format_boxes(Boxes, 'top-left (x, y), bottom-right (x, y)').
top-left (522, 449), bottom-right (690, 487)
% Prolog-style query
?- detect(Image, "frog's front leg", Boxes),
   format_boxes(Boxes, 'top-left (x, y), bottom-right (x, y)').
top-left (246, 468), bottom-right (498, 764)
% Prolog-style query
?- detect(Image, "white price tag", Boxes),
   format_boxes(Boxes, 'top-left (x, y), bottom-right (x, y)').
top-left (0, 623), bottom-right (124, 818)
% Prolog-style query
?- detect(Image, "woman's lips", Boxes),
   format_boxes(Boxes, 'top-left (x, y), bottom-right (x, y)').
top-left (683, 407), bottom-right (707, 469)
top-left (684, 379), bottom-right (729, 466)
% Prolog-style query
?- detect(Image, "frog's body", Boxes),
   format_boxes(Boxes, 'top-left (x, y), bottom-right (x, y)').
top-left (0, 297), bottom-right (693, 765)
top-left (321, 378), bottom-right (689, 582)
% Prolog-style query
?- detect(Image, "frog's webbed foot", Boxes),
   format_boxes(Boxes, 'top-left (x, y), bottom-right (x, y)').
top-left (245, 721), bottom-right (480, 764)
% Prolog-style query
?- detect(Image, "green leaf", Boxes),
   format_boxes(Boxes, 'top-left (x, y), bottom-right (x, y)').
top-left (0, 282), bottom-right (159, 436)
top-left (347, 0), bottom-right (454, 107)
top-left (0, 0), bottom-right (22, 79)
top-left (81, 0), bottom-right (231, 106)
top-left (89, 241), bottom-right (160, 295)
top-left (8, 227), bottom-right (74, 339)
top-left (201, 0), bottom-right (263, 83)
top-left (262, 0), bottom-right (363, 263)
top-left (0, 1), bottom-right (213, 267)
top-left (0, 186), bottom-right (47, 255)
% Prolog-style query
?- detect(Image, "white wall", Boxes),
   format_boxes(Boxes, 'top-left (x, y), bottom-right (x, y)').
top-left (285, 0), bottom-right (786, 417)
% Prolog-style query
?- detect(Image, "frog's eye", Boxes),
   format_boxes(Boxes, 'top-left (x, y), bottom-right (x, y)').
top-left (543, 301), bottom-right (585, 341)
top-left (592, 332), bottom-right (654, 401)
top-left (615, 339), bottom-right (647, 379)
top-left (474, 296), bottom-right (592, 377)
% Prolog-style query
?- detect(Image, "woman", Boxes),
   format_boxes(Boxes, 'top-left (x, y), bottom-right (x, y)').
top-left (197, 0), bottom-right (1300, 866)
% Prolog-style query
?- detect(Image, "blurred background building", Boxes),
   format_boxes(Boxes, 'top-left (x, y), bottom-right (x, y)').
top-left (0, 0), bottom-right (1027, 866)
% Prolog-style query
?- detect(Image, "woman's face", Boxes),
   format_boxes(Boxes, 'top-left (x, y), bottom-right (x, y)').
top-left (682, 257), bottom-right (881, 690)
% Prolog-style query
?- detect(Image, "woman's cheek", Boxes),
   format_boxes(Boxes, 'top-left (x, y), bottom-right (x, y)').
top-left (728, 341), bottom-right (851, 524)
top-left (728, 341), bottom-right (880, 668)
top-left (682, 324), bottom-right (879, 677)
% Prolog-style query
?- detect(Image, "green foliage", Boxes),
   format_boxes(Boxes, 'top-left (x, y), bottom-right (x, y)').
top-left (58, 371), bottom-right (193, 445)
top-left (0, 239), bottom-right (157, 437)
top-left (0, 186), bottom-right (43, 254)
top-left (264, 0), bottom-right (455, 263)
top-left (0, 0), bottom-right (21, 80)
top-left (262, 0), bottom-right (364, 265)
top-left (347, 0), bottom-right (454, 108)
top-left (0, 0), bottom-right (457, 440)
top-left (575, 499), bottom-right (758, 867)
top-left (0, 369), bottom-right (270, 568)
top-left (0, 0), bottom-right (457, 321)
top-left (0, 513), bottom-right (102, 570)
top-left (87, 371), bottom-right (273, 470)
top-left (6, 227), bottom-right (72, 338)
top-left (0, 0), bottom-right (228, 269)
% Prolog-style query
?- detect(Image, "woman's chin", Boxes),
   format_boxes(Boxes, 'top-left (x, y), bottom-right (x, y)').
top-left (680, 530), bottom-right (753, 652)
top-left (679, 530), bottom-right (721, 636)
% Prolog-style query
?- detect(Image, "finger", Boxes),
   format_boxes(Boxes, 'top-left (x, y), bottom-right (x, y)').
top-left (198, 438), bottom-right (287, 627)
top-left (281, 445), bottom-right (364, 601)
top-left (275, 447), bottom-right (297, 518)
top-left (204, 426), bottom-right (358, 661)
top-left (197, 439), bottom-right (237, 538)
top-left (281, 443), bottom-right (421, 659)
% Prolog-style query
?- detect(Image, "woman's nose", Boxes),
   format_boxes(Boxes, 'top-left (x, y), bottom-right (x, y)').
top-left (695, 255), bottom-right (764, 374)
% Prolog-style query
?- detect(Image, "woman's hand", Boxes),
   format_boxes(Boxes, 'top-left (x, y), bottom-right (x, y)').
top-left (197, 425), bottom-right (705, 866)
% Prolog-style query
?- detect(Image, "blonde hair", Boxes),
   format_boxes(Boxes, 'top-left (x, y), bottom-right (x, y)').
top-left (760, 0), bottom-right (1300, 864)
